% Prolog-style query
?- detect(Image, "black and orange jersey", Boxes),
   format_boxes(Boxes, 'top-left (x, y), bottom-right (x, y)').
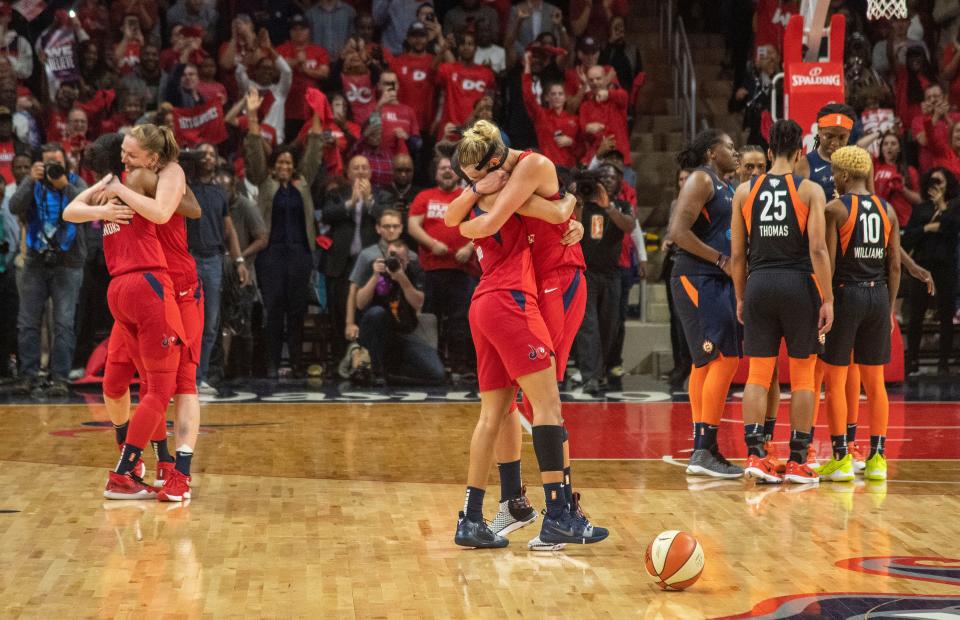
top-left (742, 173), bottom-right (813, 273)
top-left (834, 193), bottom-right (892, 284)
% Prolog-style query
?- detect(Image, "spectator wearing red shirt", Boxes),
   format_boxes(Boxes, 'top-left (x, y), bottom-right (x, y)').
top-left (570, 0), bottom-right (628, 45)
top-left (911, 83), bottom-right (960, 173)
top-left (348, 115), bottom-right (394, 188)
top-left (44, 84), bottom-right (79, 144)
top-left (340, 38), bottom-right (379, 125)
top-left (752, 0), bottom-right (798, 56)
top-left (941, 35), bottom-right (960, 107)
top-left (521, 52), bottom-right (580, 168)
top-left (579, 64), bottom-right (630, 165)
top-left (118, 44), bottom-right (161, 110)
top-left (873, 131), bottom-right (921, 226)
top-left (896, 46), bottom-right (935, 137)
top-left (389, 22), bottom-right (440, 135)
top-left (406, 156), bottom-right (475, 374)
top-left (196, 55), bottom-right (227, 105)
top-left (923, 112), bottom-right (960, 180)
top-left (434, 32), bottom-right (495, 140)
top-left (114, 14), bottom-right (143, 77)
top-left (375, 71), bottom-right (420, 158)
top-left (277, 14), bottom-right (331, 139)
top-left (62, 108), bottom-right (89, 171)
top-left (0, 106), bottom-right (22, 184)
top-left (563, 36), bottom-right (619, 111)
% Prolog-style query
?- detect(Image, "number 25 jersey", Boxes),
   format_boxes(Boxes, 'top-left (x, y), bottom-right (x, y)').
top-left (742, 173), bottom-right (812, 273)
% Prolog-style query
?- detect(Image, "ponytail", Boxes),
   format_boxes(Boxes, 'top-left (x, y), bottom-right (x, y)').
top-left (129, 123), bottom-right (180, 166)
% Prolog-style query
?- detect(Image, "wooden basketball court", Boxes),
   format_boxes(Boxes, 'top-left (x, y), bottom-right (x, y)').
top-left (1, 397), bottom-right (958, 618)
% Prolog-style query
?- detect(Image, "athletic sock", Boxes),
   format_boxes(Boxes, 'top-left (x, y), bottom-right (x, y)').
top-left (809, 426), bottom-right (816, 443)
top-left (693, 422), bottom-right (705, 449)
top-left (174, 444), bottom-right (193, 477)
top-left (869, 435), bottom-right (886, 457)
top-left (846, 423), bottom-right (858, 444)
top-left (831, 434), bottom-right (848, 459)
top-left (744, 423), bottom-right (765, 457)
top-left (702, 424), bottom-right (719, 453)
top-left (543, 482), bottom-right (566, 519)
top-left (789, 430), bottom-right (812, 464)
top-left (463, 486), bottom-right (485, 522)
top-left (763, 418), bottom-right (777, 443)
top-left (115, 444), bottom-right (143, 476)
top-left (152, 438), bottom-right (174, 463)
top-left (113, 422), bottom-right (128, 448)
top-left (497, 460), bottom-right (521, 502)
top-left (563, 466), bottom-right (573, 507)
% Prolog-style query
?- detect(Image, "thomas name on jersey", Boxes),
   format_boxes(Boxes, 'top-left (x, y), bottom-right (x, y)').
top-left (759, 224), bottom-right (789, 237)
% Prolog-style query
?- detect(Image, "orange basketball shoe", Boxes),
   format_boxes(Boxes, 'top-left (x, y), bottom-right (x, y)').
top-left (849, 442), bottom-right (867, 472)
top-left (154, 461), bottom-right (175, 488)
top-left (784, 460), bottom-right (820, 484)
top-left (157, 469), bottom-right (191, 502)
top-left (763, 442), bottom-right (786, 474)
top-left (745, 454), bottom-right (783, 484)
top-left (104, 471), bottom-right (157, 500)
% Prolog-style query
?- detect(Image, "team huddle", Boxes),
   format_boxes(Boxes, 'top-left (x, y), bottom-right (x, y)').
top-left (669, 103), bottom-right (922, 487)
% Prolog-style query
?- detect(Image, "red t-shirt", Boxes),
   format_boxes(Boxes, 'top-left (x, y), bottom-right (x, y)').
top-left (157, 213), bottom-right (197, 292)
top-left (389, 54), bottom-right (437, 131)
top-left (0, 141), bottom-right (14, 184)
top-left (943, 42), bottom-right (960, 107)
top-left (196, 80), bottom-right (227, 105)
top-left (379, 102), bottom-right (420, 157)
top-left (436, 62), bottom-right (495, 138)
top-left (910, 111), bottom-right (960, 173)
top-left (895, 66), bottom-right (931, 137)
top-left (408, 187), bottom-right (471, 272)
top-left (873, 160), bottom-right (919, 226)
top-left (578, 88), bottom-right (631, 165)
top-left (276, 42), bottom-right (330, 121)
top-left (342, 72), bottom-right (377, 125)
top-left (45, 109), bottom-right (69, 144)
top-left (753, 0), bottom-right (799, 55)
top-left (921, 115), bottom-right (960, 179)
top-left (115, 40), bottom-right (141, 76)
top-left (521, 73), bottom-right (580, 168)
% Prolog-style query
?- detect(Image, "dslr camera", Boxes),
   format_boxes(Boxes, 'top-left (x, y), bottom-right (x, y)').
top-left (572, 169), bottom-right (603, 203)
top-left (384, 251), bottom-right (402, 273)
top-left (44, 161), bottom-right (66, 185)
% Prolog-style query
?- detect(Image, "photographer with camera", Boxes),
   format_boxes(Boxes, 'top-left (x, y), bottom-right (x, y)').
top-left (572, 163), bottom-right (635, 395)
top-left (9, 143), bottom-right (87, 396)
top-left (345, 209), bottom-right (444, 386)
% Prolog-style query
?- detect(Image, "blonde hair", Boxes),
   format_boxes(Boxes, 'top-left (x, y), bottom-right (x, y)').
top-left (457, 119), bottom-right (505, 169)
top-left (129, 123), bottom-right (179, 166)
top-left (830, 145), bottom-right (871, 180)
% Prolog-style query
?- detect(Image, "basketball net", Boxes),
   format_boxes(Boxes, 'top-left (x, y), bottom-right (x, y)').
top-left (866, 0), bottom-right (908, 20)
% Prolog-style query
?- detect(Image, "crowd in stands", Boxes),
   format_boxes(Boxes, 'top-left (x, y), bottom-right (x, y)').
top-left (0, 0), bottom-right (643, 396)
top-left (704, 0), bottom-right (960, 377)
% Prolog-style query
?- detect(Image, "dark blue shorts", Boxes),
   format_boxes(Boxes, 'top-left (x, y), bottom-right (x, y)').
top-left (670, 274), bottom-right (742, 367)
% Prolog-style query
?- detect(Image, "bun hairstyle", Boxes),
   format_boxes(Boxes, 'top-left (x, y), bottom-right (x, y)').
top-left (676, 128), bottom-right (726, 169)
top-left (830, 146), bottom-right (872, 180)
top-left (83, 133), bottom-right (125, 177)
top-left (768, 119), bottom-right (803, 158)
top-left (129, 123), bottom-right (180, 166)
top-left (456, 119), bottom-right (506, 170)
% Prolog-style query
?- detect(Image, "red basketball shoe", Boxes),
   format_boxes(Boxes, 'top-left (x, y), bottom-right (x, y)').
top-left (154, 461), bottom-right (175, 488)
top-left (104, 471), bottom-right (158, 500)
top-left (763, 442), bottom-right (786, 474)
top-left (157, 470), bottom-right (191, 502)
top-left (784, 460), bottom-right (820, 484)
top-left (744, 454), bottom-right (783, 484)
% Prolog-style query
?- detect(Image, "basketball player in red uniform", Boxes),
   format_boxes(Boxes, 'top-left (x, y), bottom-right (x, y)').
top-left (446, 120), bottom-right (608, 549)
top-left (65, 129), bottom-right (186, 499)
top-left (818, 146), bottom-right (899, 482)
top-left (731, 119), bottom-right (832, 484)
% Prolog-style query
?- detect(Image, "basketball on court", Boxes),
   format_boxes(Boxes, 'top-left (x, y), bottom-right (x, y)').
top-left (644, 530), bottom-right (705, 591)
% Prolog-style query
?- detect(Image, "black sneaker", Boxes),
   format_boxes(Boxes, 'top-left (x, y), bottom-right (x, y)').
top-left (454, 511), bottom-right (508, 548)
top-left (41, 379), bottom-right (71, 399)
top-left (0, 376), bottom-right (35, 395)
top-left (490, 486), bottom-right (538, 536)
top-left (539, 507), bottom-right (609, 545)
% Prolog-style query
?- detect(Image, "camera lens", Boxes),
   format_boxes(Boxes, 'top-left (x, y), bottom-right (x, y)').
top-left (45, 162), bottom-right (66, 180)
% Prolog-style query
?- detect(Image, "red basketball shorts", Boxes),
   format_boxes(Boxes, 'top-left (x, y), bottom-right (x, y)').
top-left (469, 289), bottom-right (555, 392)
top-left (537, 267), bottom-right (586, 381)
top-left (106, 271), bottom-right (184, 375)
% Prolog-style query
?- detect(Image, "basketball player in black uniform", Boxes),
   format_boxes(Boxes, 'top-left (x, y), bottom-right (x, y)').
top-left (818, 146), bottom-right (899, 482)
top-left (731, 119), bottom-right (833, 484)
top-left (668, 129), bottom-right (743, 478)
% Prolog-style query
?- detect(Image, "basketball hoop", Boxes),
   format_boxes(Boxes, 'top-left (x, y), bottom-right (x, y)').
top-left (866, 0), bottom-right (908, 20)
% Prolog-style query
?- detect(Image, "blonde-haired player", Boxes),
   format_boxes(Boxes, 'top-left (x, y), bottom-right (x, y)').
top-left (817, 146), bottom-right (900, 481)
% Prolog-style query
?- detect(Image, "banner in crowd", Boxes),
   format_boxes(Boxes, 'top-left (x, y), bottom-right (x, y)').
top-left (172, 100), bottom-right (228, 147)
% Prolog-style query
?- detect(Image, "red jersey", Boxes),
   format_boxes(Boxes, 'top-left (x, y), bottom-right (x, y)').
top-left (157, 213), bottom-right (198, 292)
top-left (379, 102), bottom-right (420, 156)
top-left (525, 217), bottom-right (586, 285)
top-left (753, 0), bottom-right (799, 55)
top-left (521, 73), bottom-right (580, 168)
top-left (0, 141), bottom-right (14, 184)
top-left (436, 62), bottom-right (495, 138)
top-left (102, 212), bottom-right (168, 277)
top-left (408, 187), bottom-right (471, 271)
top-left (342, 72), bottom-right (377, 125)
top-left (390, 53), bottom-right (437, 130)
top-left (115, 40), bottom-right (141, 76)
top-left (277, 42), bottom-right (330, 121)
top-left (471, 206), bottom-right (537, 299)
top-left (579, 88), bottom-right (631, 165)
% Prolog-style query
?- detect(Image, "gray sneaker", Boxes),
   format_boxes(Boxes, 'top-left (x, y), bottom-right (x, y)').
top-left (686, 449), bottom-right (744, 479)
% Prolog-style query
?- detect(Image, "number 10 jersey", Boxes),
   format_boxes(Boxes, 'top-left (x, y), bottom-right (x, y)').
top-left (742, 173), bottom-right (813, 273)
